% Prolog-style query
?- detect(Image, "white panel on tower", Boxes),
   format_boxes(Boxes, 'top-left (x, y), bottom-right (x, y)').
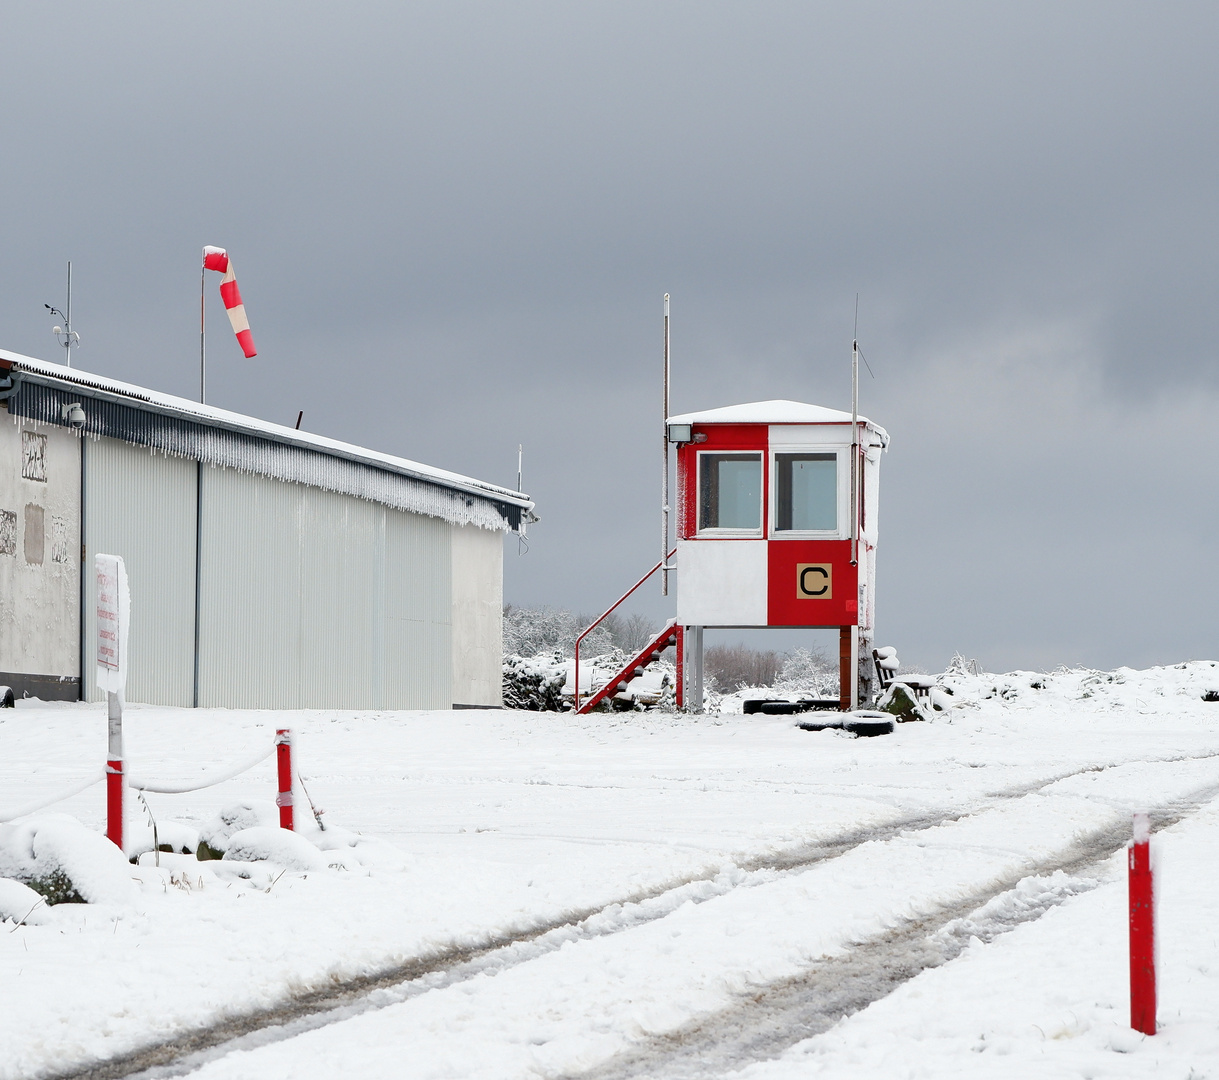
top-left (676, 539), bottom-right (768, 626)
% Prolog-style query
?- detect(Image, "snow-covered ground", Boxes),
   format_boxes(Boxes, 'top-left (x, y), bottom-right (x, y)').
top-left (2, 662), bottom-right (1219, 1079)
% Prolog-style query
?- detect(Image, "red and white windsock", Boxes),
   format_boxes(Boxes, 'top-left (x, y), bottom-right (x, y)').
top-left (203, 246), bottom-right (257, 358)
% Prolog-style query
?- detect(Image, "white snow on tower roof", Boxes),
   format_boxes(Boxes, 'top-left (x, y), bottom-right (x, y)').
top-left (668, 398), bottom-right (887, 436)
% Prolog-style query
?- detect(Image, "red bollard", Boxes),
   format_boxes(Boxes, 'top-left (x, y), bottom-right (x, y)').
top-left (1129, 811), bottom-right (1156, 1035)
top-left (275, 729), bottom-right (294, 831)
top-left (106, 758), bottom-right (123, 851)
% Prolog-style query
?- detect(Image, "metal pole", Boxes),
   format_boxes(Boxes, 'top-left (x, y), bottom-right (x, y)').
top-left (200, 254), bottom-right (206, 405)
top-left (849, 337), bottom-right (861, 709)
top-left (662, 293), bottom-right (670, 596)
top-left (850, 338), bottom-right (859, 568)
top-left (193, 460), bottom-right (203, 708)
top-left (65, 262), bottom-right (73, 367)
top-left (79, 436), bottom-right (87, 701)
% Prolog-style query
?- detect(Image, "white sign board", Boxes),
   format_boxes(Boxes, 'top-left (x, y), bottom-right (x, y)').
top-left (95, 553), bottom-right (129, 695)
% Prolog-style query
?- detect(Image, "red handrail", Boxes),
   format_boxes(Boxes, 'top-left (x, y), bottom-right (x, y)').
top-left (573, 548), bottom-right (676, 713)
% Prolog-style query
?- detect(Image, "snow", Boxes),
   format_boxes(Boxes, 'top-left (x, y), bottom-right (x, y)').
top-left (0, 661), bottom-right (1217, 1078)
top-left (224, 827), bottom-right (331, 872)
top-left (0, 877), bottom-right (51, 925)
top-left (666, 399), bottom-right (889, 443)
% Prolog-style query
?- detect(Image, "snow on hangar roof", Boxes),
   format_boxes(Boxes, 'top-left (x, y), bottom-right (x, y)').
top-left (0, 348), bottom-right (533, 532)
top-left (667, 399), bottom-right (889, 444)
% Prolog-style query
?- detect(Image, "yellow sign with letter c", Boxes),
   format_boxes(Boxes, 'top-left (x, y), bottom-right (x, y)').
top-left (796, 563), bottom-right (832, 599)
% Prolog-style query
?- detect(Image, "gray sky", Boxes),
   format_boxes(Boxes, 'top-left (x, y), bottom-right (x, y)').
top-left (3, 2), bottom-right (1217, 672)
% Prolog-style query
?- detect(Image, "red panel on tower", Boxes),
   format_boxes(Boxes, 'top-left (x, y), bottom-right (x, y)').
top-left (766, 539), bottom-right (858, 627)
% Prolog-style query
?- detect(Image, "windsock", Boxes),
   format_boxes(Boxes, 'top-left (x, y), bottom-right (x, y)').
top-left (202, 246), bottom-right (257, 358)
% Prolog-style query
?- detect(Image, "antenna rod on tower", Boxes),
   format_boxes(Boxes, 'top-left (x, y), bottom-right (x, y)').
top-left (850, 298), bottom-right (860, 569)
top-left (200, 250), bottom-right (206, 404)
top-left (662, 293), bottom-right (671, 596)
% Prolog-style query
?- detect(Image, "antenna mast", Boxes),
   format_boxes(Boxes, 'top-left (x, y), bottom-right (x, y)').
top-left (46, 261), bottom-right (80, 366)
top-left (662, 293), bottom-right (671, 596)
top-left (850, 298), bottom-right (860, 569)
top-left (200, 250), bottom-right (206, 404)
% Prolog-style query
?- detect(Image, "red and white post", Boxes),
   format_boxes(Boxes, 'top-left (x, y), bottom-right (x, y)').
top-left (1129, 810), bottom-right (1156, 1035)
top-left (105, 691), bottom-right (123, 851)
top-left (275, 729), bottom-right (294, 831)
top-left (96, 553), bottom-right (129, 853)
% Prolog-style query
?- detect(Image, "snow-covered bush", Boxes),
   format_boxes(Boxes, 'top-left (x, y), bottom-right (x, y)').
top-left (705, 645), bottom-right (783, 691)
top-left (503, 652), bottom-right (570, 711)
top-left (198, 801), bottom-right (278, 859)
top-left (503, 605), bottom-right (656, 660)
top-left (0, 877), bottom-right (51, 924)
top-left (0, 815), bottom-right (136, 906)
top-left (773, 647), bottom-right (837, 696)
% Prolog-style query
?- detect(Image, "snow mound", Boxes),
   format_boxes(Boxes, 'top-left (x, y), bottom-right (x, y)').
top-left (0, 815), bottom-right (136, 906)
top-left (200, 801), bottom-right (278, 854)
top-left (296, 823), bottom-right (413, 871)
top-left (223, 827), bottom-right (329, 872)
top-left (0, 877), bottom-right (52, 924)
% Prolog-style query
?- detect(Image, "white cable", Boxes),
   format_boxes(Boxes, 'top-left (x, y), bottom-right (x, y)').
top-left (128, 746), bottom-right (275, 794)
top-left (0, 770), bottom-right (105, 823)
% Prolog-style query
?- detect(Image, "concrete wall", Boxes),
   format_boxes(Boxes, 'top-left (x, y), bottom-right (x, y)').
top-left (451, 523), bottom-right (503, 707)
top-left (0, 410), bottom-right (80, 698)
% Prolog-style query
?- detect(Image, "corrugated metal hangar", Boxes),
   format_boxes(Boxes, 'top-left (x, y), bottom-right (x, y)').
top-left (0, 349), bottom-right (532, 710)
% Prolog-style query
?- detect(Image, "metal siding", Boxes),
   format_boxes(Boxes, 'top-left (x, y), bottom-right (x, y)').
top-left (197, 468), bottom-right (451, 709)
top-left (384, 509), bottom-right (451, 709)
top-left (197, 467), bottom-right (303, 709)
top-left (83, 438), bottom-right (196, 706)
top-left (298, 487), bottom-right (384, 709)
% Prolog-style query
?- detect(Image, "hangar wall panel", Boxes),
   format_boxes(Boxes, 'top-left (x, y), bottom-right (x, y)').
top-left (197, 467), bottom-right (452, 709)
top-left (0, 415), bottom-right (81, 698)
top-left (83, 437), bottom-right (196, 706)
top-left (451, 524), bottom-right (503, 707)
top-left (383, 507), bottom-right (452, 709)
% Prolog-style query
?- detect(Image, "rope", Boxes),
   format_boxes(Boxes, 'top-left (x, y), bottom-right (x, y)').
top-left (128, 746), bottom-right (275, 794)
top-left (0, 770), bottom-right (105, 823)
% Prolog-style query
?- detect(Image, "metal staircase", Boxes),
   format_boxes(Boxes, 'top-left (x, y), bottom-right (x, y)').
top-left (573, 548), bottom-right (678, 714)
top-left (575, 619), bottom-right (679, 714)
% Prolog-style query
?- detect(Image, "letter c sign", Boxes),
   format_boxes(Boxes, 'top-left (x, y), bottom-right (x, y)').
top-left (796, 563), bottom-right (832, 600)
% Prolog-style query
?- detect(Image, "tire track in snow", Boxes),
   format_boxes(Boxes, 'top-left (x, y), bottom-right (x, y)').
top-left (46, 752), bottom-right (1219, 1080)
top-left (570, 779), bottom-right (1219, 1080)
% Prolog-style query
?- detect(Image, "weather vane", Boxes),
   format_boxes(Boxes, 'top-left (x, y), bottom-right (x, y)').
top-left (44, 261), bottom-right (79, 367)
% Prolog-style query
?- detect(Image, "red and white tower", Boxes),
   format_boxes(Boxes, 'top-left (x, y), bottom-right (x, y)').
top-left (666, 399), bottom-right (888, 709)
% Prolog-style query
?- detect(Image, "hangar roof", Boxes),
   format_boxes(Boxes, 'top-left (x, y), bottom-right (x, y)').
top-left (0, 349), bottom-right (533, 532)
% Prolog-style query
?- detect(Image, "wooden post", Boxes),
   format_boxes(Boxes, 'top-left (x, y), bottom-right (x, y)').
top-left (675, 625), bottom-right (685, 710)
top-left (839, 626), bottom-right (851, 711)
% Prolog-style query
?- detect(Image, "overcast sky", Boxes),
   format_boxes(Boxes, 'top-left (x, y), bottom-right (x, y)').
top-left (3, 2), bottom-right (1217, 673)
